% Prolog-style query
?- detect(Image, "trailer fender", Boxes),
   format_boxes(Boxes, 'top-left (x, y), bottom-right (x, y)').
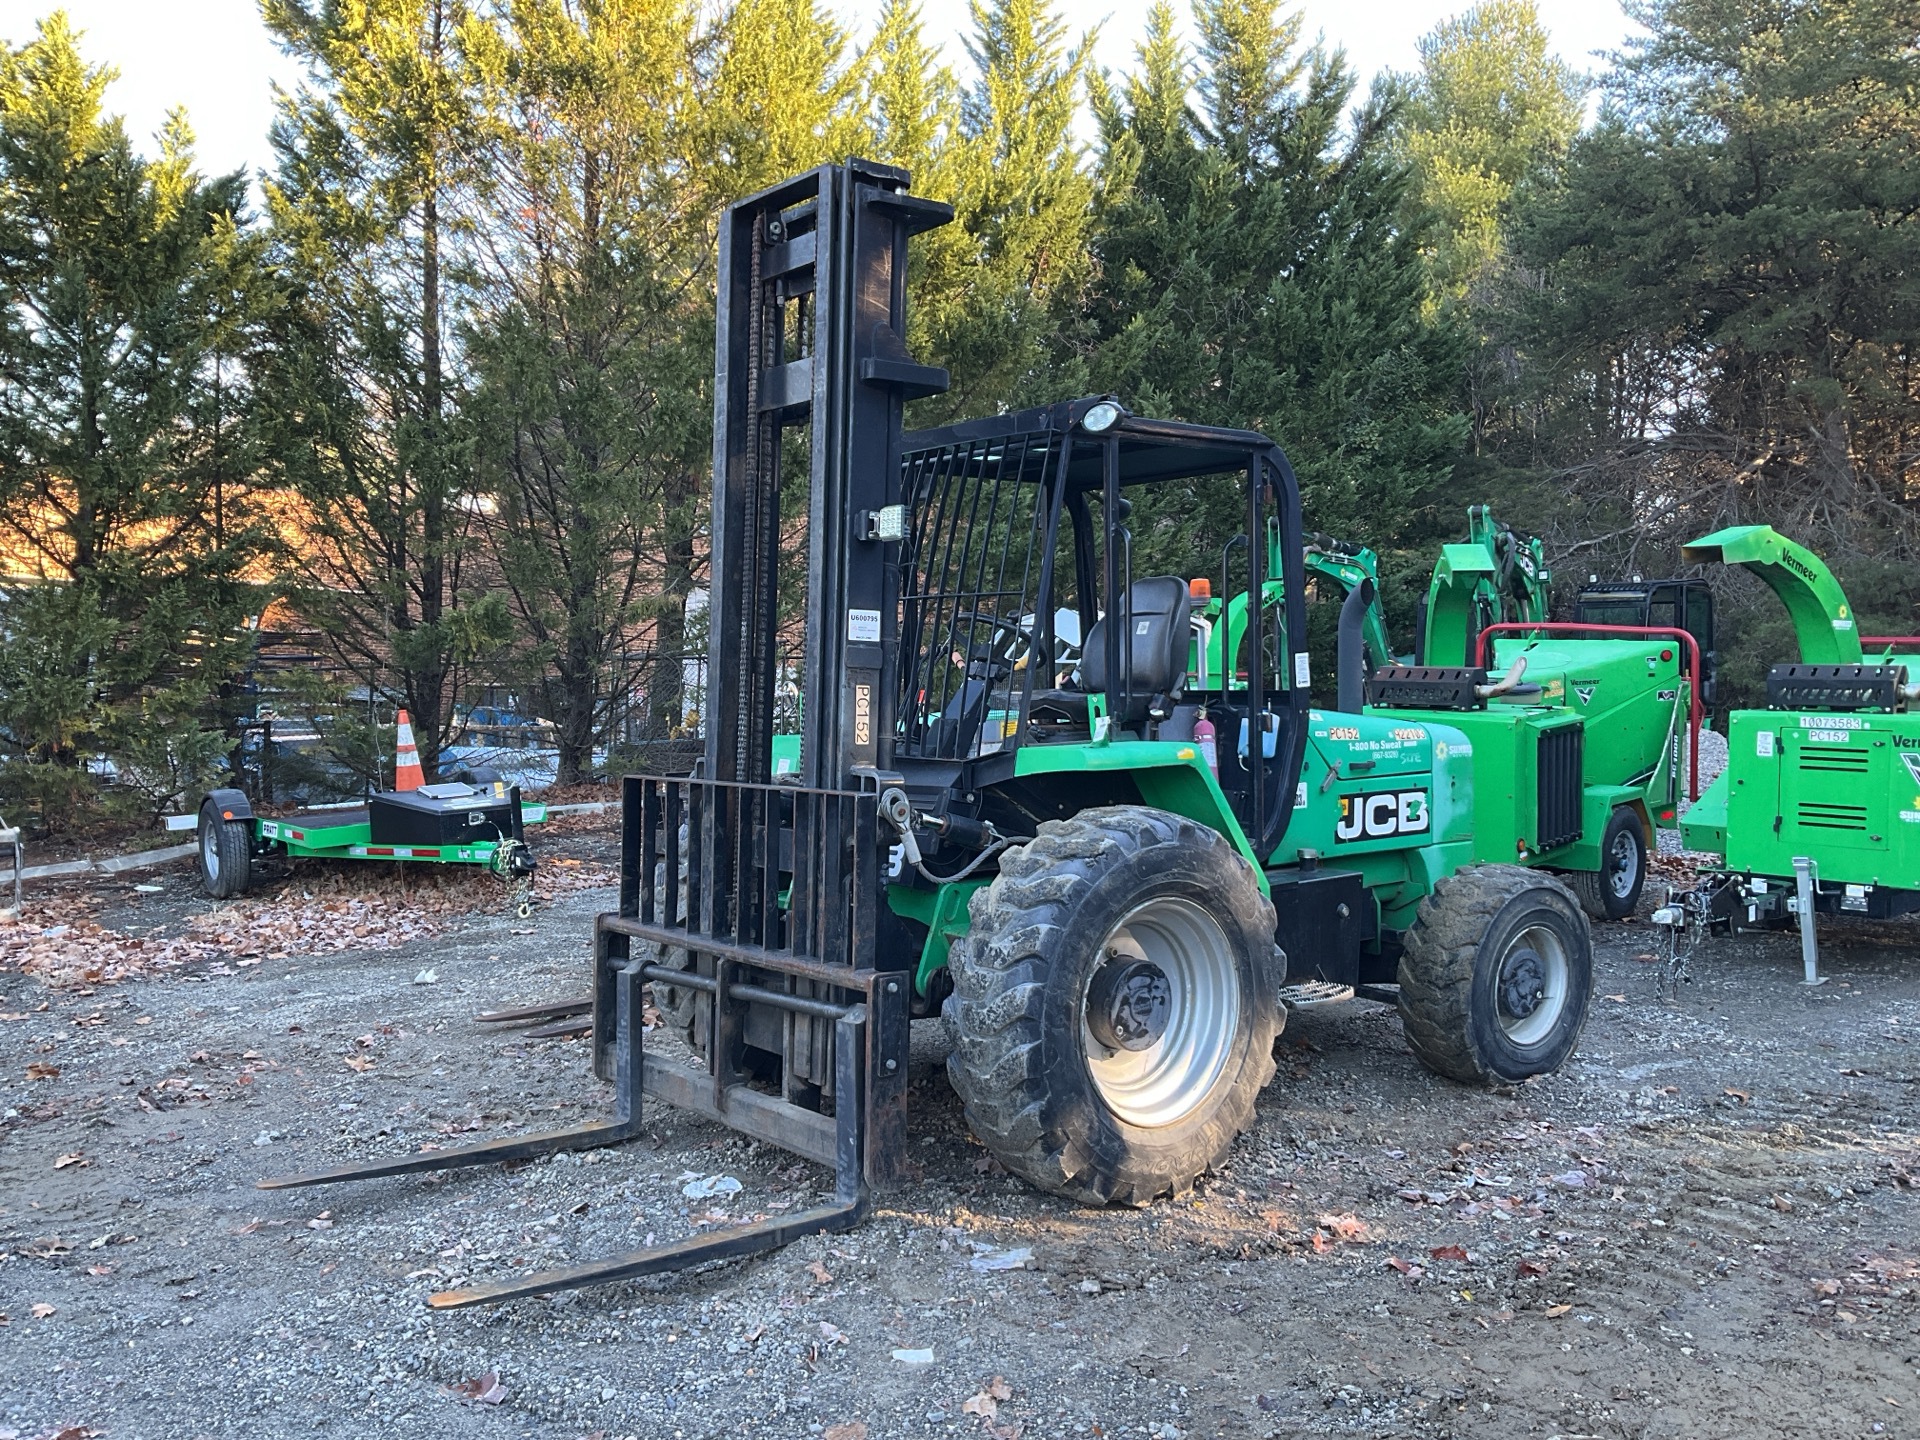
top-left (203, 788), bottom-right (254, 824)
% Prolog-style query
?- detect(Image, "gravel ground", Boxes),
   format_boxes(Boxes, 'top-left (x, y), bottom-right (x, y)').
top-left (3, 850), bottom-right (1917, 1440)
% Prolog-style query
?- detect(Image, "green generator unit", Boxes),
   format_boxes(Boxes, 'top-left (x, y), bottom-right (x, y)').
top-left (1662, 525), bottom-right (1920, 980)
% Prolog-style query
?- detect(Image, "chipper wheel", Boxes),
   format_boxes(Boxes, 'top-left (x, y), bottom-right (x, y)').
top-left (1566, 806), bottom-right (1647, 922)
top-left (196, 799), bottom-right (253, 900)
top-left (1397, 865), bottom-right (1592, 1085)
top-left (944, 806), bottom-right (1282, 1205)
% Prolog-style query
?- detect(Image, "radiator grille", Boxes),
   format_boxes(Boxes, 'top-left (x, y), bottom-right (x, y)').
top-left (1796, 802), bottom-right (1870, 832)
top-left (1797, 747), bottom-right (1869, 773)
top-left (1535, 724), bottom-right (1584, 853)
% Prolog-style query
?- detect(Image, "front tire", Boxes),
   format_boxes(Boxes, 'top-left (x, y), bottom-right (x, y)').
top-left (944, 806), bottom-right (1281, 1205)
top-left (196, 801), bottom-right (252, 899)
top-left (1398, 865), bottom-right (1592, 1084)
top-left (1568, 807), bottom-right (1646, 921)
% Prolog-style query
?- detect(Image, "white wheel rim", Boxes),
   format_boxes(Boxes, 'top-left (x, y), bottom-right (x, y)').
top-left (1496, 922), bottom-right (1570, 1047)
top-left (1082, 896), bottom-right (1239, 1128)
top-left (1607, 827), bottom-right (1639, 900)
top-left (201, 823), bottom-right (220, 881)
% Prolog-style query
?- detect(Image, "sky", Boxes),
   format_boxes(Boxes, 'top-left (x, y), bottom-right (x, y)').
top-left (0, 0), bottom-right (1643, 181)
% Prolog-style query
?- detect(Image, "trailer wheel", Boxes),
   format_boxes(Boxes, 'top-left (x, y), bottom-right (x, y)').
top-left (1567, 807), bottom-right (1646, 921)
top-left (196, 801), bottom-right (252, 899)
top-left (944, 806), bottom-right (1281, 1205)
top-left (1397, 865), bottom-right (1591, 1085)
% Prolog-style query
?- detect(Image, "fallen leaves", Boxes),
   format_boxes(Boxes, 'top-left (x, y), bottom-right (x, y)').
top-left (447, 1372), bottom-right (508, 1404)
top-left (342, 1055), bottom-right (376, 1073)
top-left (1385, 1255), bottom-right (1425, 1279)
top-left (1544, 1303), bottom-right (1574, 1317)
top-left (26, 1062), bottom-right (59, 1080)
top-left (963, 1375), bottom-right (1014, 1420)
top-left (1724, 1087), bottom-right (1751, 1104)
top-left (1315, 1212), bottom-right (1369, 1245)
top-left (805, 1259), bottom-right (834, 1285)
top-left (823, 1424), bottom-right (868, 1440)
top-left (52, 1152), bottom-right (88, 1170)
top-left (30, 1302), bottom-right (56, 1319)
top-left (1430, 1244), bottom-right (1469, 1262)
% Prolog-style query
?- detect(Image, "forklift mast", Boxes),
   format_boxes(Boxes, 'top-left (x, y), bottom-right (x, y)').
top-left (706, 160), bottom-right (953, 792)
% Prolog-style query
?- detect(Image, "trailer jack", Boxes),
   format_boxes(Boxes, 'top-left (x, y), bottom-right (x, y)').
top-left (258, 940), bottom-right (876, 1308)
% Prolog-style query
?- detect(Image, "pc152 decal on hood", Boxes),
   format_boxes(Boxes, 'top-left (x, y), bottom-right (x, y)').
top-left (1336, 789), bottom-right (1430, 842)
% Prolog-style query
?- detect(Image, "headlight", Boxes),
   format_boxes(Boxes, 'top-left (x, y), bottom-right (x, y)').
top-left (1080, 400), bottom-right (1124, 433)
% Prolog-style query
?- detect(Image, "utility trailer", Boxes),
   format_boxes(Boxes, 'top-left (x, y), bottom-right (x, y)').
top-left (194, 780), bottom-right (544, 912)
top-left (259, 160), bottom-right (1597, 1307)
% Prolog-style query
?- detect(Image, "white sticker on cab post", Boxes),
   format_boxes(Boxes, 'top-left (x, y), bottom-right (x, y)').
top-left (1756, 730), bottom-right (1775, 757)
top-left (848, 608), bottom-right (882, 642)
top-left (1294, 652), bottom-right (1311, 689)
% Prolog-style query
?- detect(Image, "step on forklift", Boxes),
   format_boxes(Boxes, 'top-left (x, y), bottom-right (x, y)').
top-left (259, 160), bottom-right (1595, 1306)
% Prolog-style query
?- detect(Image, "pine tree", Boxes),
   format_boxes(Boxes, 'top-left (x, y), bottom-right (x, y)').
top-left (0, 13), bottom-right (271, 824)
top-left (910, 0), bottom-right (1096, 419)
top-left (1490, 0), bottom-right (1920, 560)
top-left (260, 0), bottom-right (499, 780)
top-left (1087, 0), bottom-right (1467, 596)
top-left (1397, 1), bottom-right (1583, 302)
top-left (460, 0), bottom-right (713, 782)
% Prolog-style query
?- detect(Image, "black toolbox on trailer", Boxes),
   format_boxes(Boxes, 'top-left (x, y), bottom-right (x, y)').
top-left (368, 783), bottom-right (517, 845)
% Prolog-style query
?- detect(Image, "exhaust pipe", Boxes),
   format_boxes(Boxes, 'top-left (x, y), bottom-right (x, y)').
top-left (1475, 654), bottom-right (1530, 699)
top-left (1337, 578), bottom-right (1376, 713)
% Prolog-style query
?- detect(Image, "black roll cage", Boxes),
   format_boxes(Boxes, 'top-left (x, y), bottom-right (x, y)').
top-left (894, 396), bottom-right (1312, 857)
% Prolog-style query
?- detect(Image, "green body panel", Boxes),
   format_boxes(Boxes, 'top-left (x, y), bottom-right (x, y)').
top-left (1678, 776), bottom-right (1728, 855)
top-left (1712, 706), bottom-right (1920, 888)
top-left (889, 879), bottom-right (989, 995)
top-left (1008, 739), bottom-right (1270, 888)
top-left (1367, 633), bottom-right (1690, 872)
top-left (255, 802), bottom-right (548, 865)
top-left (1682, 525), bottom-right (1862, 664)
top-left (1276, 709), bottom-right (1478, 928)
top-left (771, 734), bottom-right (802, 778)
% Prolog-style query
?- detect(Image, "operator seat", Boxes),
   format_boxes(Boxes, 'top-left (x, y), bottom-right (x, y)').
top-left (1030, 576), bottom-right (1192, 732)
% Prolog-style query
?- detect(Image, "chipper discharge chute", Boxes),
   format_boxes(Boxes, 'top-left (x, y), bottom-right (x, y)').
top-left (1648, 525), bottom-right (1920, 982)
top-left (261, 160), bottom-right (1596, 1307)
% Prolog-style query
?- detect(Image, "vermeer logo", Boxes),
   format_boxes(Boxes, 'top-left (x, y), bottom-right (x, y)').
top-left (1336, 790), bottom-right (1430, 842)
top-left (1901, 753), bottom-right (1920, 789)
top-left (1574, 683), bottom-right (1597, 705)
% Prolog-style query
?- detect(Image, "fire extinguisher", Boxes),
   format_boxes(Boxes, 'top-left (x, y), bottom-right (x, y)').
top-left (1194, 711), bottom-right (1218, 776)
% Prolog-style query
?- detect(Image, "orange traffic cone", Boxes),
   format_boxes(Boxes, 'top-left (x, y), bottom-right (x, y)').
top-left (394, 709), bottom-right (426, 791)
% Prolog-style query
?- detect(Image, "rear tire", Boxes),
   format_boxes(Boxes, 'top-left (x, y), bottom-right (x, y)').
top-left (197, 801), bottom-right (252, 899)
top-left (944, 806), bottom-right (1281, 1205)
top-left (1568, 807), bottom-right (1646, 921)
top-left (1397, 865), bottom-right (1591, 1085)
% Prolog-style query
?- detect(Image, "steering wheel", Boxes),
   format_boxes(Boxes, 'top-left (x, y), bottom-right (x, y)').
top-left (952, 612), bottom-right (1041, 676)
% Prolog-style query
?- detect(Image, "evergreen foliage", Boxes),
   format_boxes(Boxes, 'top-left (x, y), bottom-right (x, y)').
top-left (0, 14), bottom-right (271, 826)
top-left (5, 0), bottom-right (1915, 819)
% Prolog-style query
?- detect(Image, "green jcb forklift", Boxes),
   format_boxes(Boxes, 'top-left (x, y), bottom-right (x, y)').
top-left (1651, 525), bottom-right (1920, 983)
top-left (260, 160), bottom-right (1595, 1306)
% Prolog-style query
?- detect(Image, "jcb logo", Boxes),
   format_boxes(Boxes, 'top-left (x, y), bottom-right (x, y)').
top-left (1336, 790), bottom-right (1429, 842)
